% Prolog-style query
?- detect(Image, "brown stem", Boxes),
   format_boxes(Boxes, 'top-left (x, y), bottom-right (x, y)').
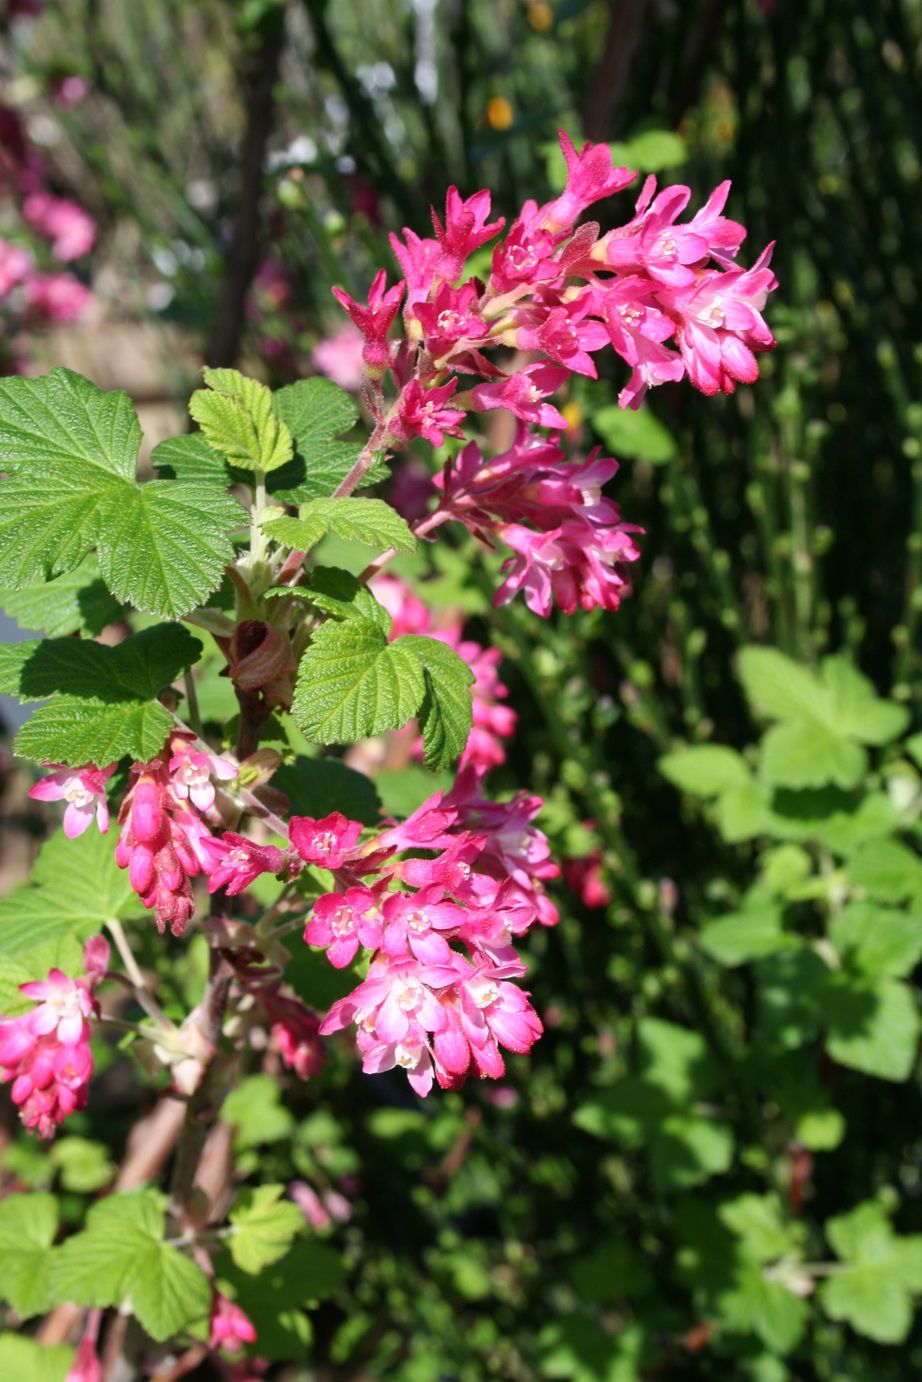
top-left (357, 507), bottom-right (451, 584)
top-left (204, 10), bottom-right (285, 367)
top-left (331, 421), bottom-right (390, 498)
top-left (582, 0), bottom-right (648, 142)
top-left (168, 946), bottom-right (235, 1228)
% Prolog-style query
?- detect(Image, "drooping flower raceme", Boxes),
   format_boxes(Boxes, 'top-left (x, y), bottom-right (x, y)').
top-left (435, 426), bottom-right (643, 616)
top-left (0, 937), bottom-right (108, 1138)
top-left (114, 732), bottom-right (237, 935)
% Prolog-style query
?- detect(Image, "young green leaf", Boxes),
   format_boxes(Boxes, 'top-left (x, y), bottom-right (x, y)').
top-left (0, 1336), bottom-right (73, 1382)
top-left (828, 902), bottom-right (922, 980)
top-left (0, 370), bottom-right (242, 617)
top-left (292, 617), bottom-right (425, 745)
top-left (0, 1193), bottom-right (59, 1318)
top-left (820, 1201), bottom-right (922, 1343)
top-left (229, 1184), bottom-right (305, 1274)
top-left (49, 1189), bottom-right (211, 1343)
top-left (0, 827), bottom-right (140, 963)
top-left (189, 368), bottom-right (293, 473)
top-left (393, 634), bottom-right (474, 770)
top-left (658, 745), bottom-right (751, 797)
top-left (263, 497), bottom-right (415, 556)
top-left (271, 377), bottom-right (377, 501)
top-left (823, 974), bottom-right (920, 1081)
top-left (95, 482), bottom-right (243, 618)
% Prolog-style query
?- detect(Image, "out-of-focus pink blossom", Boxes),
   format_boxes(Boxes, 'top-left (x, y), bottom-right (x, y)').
top-left (53, 75), bottom-right (91, 109)
top-left (22, 272), bottom-right (92, 323)
top-left (0, 937), bottom-right (107, 1138)
top-left (210, 1292), bottom-right (257, 1355)
top-left (23, 192), bottom-right (95, 260)
top-left (65, 1337), bottom-right (102, 1382)
top-left (0, 236), bottom-right (32, 295)
top-left (312, 324), bottom-right (366, 391)
top-left (29, 762), bottom-right (115, 838)
top-left (264, 991), bottom-right (325, 1080)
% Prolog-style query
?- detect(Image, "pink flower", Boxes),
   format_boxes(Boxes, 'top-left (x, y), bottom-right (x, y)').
top-left (515, 298), bottom-right (609, 378)
top-left (0, 938), bottom-right (106, 1138)
top-left (412, 281), bottom-right (486, 363)
top-left (289, 812), bottom-right (364, 870)
top-left (65, 1337), bottom-right (102, 1382)
top-left (263, 991), bottom-right (325, 1080)
top-left (331, 269), bottom-right (404, 376)
top-left (0, 236), bottom-right (32, 295)
top-left (312, 324), bottom-right (366, 390)
top-left (29, 762), bottom-right (115, 838)
top-left (306, 886), bottom-right (384, 968)
top-left (23, 272), bottom-right (92, 323)
top-left (23, 192), bottom-right (96, 260)
top-left (431, 186), bottom-right (505, 282)
top-left (168, 739), bottom-right (237, 812)
top-left (289, 1180), bottom-right (351, 1230)
top-left (390, 378), bottom-right (467, 448)
top-left (200, 832), bottom-right (284, 896)
top-left (541, 130), bottom-right (636, 232)
top-left (471, 364), bottom-right (569, 429)
top-left (662, 243), bottom-right (777, 396)
top-left (210, 1292), bottom-right (257, 1355)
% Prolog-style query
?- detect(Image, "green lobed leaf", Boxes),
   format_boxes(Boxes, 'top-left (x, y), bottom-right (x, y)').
top-left (699, 905), bottom-right (791, 966)
top-left (292, 617), bottom-right (425, 746)
top-left (0, 557), bottom-right (123, 638)
top-left (229, 1184), bottom-right (305, 1274)
top-left (828, 901), bottom-right (922, 979)
top-left (189, 368), bottom-right (293, 473)
top-left (846, 838), bottom-right (922, 905)
top-left (263, 497), bottom-right (415, 556)
top-left (271, 376), bottom-right (377, 501)
top-left (738, 648), bottom-right (829, 723)
top-left (0, 1193), bottom-right (59, 1318)
top-left (591, 403), bottom-right (677, 464)
top-left (0, 368), bottom-right (139, 481)
top-left (0, 370), bottom-right (243, 617)
top-left (760, 721), bottom-right (866, 790)
top-left (824, 974), bottom-right (920, 1081)
top-left (2, 623), bottom-right (200, 765)
top-left (394, 635), bottom-right (474, 770)
top-left (820, 656), bottom-right (909, 745)
top-left (820, 1201), bottom-right (922, 1344)
top-left (0, 1336), bottom-right (73, 1382)
top-left (659, 744), bottom-right (751, 798)
top-left (48, 1189), bottom-right (210, 1343)
top-left (273, 755), bottom-right (382, 826)
top-left (95, 482), bottom-right (243, 618)
top-left (0, 827), bottom-right (140, 964)
top-left (290, 566), bottom-right (392, 630)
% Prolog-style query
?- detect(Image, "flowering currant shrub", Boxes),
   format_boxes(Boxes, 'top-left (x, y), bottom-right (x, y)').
top-left (0, 132), bottom-right (775, 1371)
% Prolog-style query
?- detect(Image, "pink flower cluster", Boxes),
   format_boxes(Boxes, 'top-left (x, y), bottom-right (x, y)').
top-left (333, 129), bottom-right (776, 438)
top-left (371, 573), bottom-right (516, 771)
top-left (296, 772), bottom-right (557, 1096)
top-left (0, 936), bottom-right (108, 1138)
top-left (210, 1292), bottom-right (258, 1356)
top-left (115, 734), bottom-right (238, 935)
top-left (0, 103), bottom-right (95, 332)
top-left (436, 425), bottom-right (642, 616)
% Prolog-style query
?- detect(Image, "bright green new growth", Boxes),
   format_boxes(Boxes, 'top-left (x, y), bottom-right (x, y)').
top-left (0, 369), bottom-right (243, 619)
